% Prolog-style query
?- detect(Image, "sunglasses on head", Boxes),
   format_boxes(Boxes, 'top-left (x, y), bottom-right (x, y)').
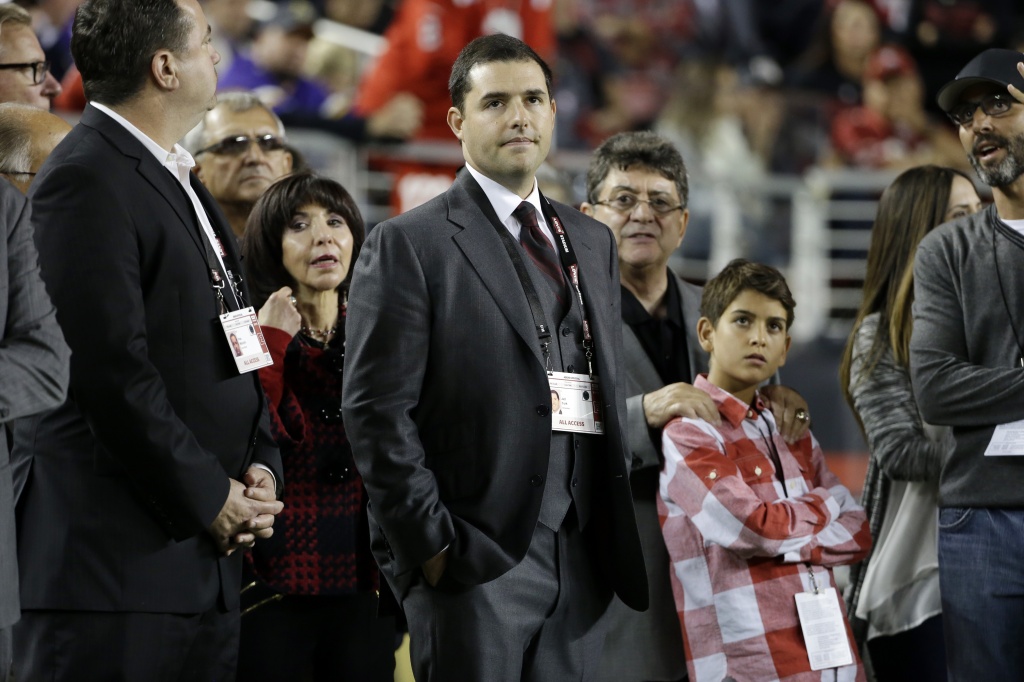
top-left (948, 92), bottom-right (1015, 127)
top-left (195, 133), bottom-right (287, 157)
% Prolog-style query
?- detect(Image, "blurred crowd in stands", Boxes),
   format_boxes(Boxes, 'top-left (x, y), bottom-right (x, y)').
top-left (12, 0), bottom-right (1024, 190)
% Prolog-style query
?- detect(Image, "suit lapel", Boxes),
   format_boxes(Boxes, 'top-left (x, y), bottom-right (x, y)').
top-left (449, 171), bottom-right (547, 367)
top-left (674, 271), bottom-right (708, 378)
top-left (622, 324), bottom-right (662, 392)
top-left (81, 106), bottom-right (205, 260)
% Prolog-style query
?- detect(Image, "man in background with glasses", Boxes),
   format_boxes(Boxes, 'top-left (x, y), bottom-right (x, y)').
top-left (912, 48), bottom-right (1024, 681)
top-left (581, 131), bottom-right (811, 682)
top-left (0, 5), bottom-right (61, 110)
top-left (185, 91), bottom-right (293, 238)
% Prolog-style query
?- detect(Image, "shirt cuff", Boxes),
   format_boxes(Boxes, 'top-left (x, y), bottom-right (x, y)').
top-left (249, 462), bottom-right (277, 491)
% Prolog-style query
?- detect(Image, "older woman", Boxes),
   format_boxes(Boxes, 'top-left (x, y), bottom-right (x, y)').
top-left (239, 172), bottom-right (394, 681)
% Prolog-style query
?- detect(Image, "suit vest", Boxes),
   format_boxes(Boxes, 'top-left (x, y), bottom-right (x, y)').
top-left (517, 239), bottom-right (599, 531)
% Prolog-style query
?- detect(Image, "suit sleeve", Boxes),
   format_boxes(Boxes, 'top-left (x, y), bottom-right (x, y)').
top-left (0, 183), bottom-right (69, 424)
top-left (911, 232), bottom-right (1024, 426)
top-left (30, 163), bottom-right (231, 540)
top-left (342, 222), bottom-right (454, 577)
top-left (625, 393), bottom-right (659, 471)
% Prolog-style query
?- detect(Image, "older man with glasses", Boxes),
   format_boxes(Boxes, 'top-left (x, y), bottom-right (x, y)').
top-left (184, 91), bottom-right (294, 238)
top-left (580, 131), bottom-right (811, 682)
top-left (0, 4), bottom-right (61, 109)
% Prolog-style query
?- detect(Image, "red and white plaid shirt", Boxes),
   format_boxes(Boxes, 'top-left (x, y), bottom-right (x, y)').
top-left (658, 376), bottom-right (871, 682)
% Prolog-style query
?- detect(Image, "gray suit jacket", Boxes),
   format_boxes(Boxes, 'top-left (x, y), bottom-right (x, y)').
top-left (598, 270), bottom-right (705, 682)
top-left (343, 169), bottom-right (648, 611)
top-left (0, 180), bottom-right (68, 629)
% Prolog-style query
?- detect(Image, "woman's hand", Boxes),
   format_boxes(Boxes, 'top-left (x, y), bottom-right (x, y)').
top-left (258, 286), bottom-right (302, 336)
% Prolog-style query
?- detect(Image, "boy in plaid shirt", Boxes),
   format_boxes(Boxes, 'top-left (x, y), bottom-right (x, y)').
top-left (659, 259), bottom-right (871, 682)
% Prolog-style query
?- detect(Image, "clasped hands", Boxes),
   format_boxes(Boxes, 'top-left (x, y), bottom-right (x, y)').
top-left (207, 466), bottom-right (284, 556)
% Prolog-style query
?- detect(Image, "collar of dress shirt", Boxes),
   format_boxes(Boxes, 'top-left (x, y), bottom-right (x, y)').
top-left (90, 102), bottom-right (196, 187)
top-left (464, 163), bottom-right (544, 229)
top-left (694, 374), bottom-right (768, 428)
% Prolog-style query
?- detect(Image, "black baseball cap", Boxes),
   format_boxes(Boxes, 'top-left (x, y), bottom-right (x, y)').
top-left (937, 48), bottom-right (1024, 112)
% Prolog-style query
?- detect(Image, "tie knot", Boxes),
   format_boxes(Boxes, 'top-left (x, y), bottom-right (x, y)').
top-left (514, 201), bottom-right (539, 229)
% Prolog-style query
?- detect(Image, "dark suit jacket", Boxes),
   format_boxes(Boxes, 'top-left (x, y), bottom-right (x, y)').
top-left (0, 181), bottom-right (69, 630)
top-left (14, 105), bottom-right (281, 614)
top-left (342, 169), bottom-right (647, 611)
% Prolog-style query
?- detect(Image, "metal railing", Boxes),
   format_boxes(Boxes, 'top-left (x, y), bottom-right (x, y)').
top-left (285, 133), bottom-right (901, 342)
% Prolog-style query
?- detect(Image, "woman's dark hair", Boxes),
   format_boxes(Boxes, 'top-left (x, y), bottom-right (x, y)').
top-left (839, 165), bottom-right (975, 411)
top-left (242, 171), bottom-right (365, 310)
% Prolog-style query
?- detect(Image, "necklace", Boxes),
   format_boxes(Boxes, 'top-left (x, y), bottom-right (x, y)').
top-left (300, 324), bottom-right (337, 345)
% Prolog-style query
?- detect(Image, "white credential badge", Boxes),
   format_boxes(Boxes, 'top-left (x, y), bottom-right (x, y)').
top-left (548, 371), bottom-right (603, 434)
top-left (220, 307), bottom-right (273, 374)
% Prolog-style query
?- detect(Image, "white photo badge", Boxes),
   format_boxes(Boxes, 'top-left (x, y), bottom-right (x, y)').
top-left (548, 371), bottom-right (603, 434)
top-left (220, 307), bottom-right (273, 374)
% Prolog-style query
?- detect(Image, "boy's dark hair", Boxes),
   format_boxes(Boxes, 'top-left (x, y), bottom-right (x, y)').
top-left (448, 34), bottom-right (552, 112)
top-left (701, 259), bottom-right (795, 329)
top-left (72, 0), bottom-right (192, 106)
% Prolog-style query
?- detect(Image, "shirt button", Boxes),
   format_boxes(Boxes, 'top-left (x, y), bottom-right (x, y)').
top-left (530, 475), bottom-right (544, 487)
top-left (561, 327), bottom-right (572, 337)
top-left (574, 440), bottom-right (581, 449)
top-left (754, 466), bottom-right (762, 476)
top-left (708, 471), bottom-right (717, 480)
top-left (537, 405), bottom-right (549, 416)
top-left (747, 410), bottom-right (755, 419)
top-left (567, 364), bottom-right (575, 373)
top-left (572, 478), bottom-right (579, 487)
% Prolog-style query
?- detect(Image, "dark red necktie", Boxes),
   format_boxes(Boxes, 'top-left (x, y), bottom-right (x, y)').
top-left (513, 201), bottom-right (567, 308)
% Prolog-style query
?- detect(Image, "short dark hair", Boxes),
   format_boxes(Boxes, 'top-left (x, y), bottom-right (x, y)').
top-left (585, 131), bottom-right (689, 207)
top-left (71, 0), bottom-right (192, 106)
top-left (448, 34), bottom-right (552, 112)
top-left (242, 171), bottom-right (365, 310)
top-left (701, 259), bottom-right (795, 329)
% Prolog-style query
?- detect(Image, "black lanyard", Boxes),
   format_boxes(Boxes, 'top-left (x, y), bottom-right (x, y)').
top-left (488, 193), bottom-right (596, 374)
top-left (174, 174), bottom-right (244, 314)
top-left (990, 212), bottom-right (1024, 367)
top-left (752, 403), bottom-right (789, 497)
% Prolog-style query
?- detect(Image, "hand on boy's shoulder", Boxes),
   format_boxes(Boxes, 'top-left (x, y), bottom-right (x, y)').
top-left (643, 382), bottom-right (721, 428)
top-left (759, 384), bottom-right (811, 444)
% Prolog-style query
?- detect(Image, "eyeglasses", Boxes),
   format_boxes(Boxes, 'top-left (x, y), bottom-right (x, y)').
top-left (593, 193), bottom-right (684, 217)
top-left (0, 61), bottom-right (50, 85)
top-left (0, 171), bottom-right (36, 177)
top-left (194, 134), bottom-right (286, 157)
top-left (948, 92), bottom-right (1016, 127)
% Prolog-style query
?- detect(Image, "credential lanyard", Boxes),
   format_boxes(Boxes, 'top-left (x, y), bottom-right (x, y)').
top-left (489, 194), bottom-right (596, 374)
top-left (173, 175), bottom-right (244, 314)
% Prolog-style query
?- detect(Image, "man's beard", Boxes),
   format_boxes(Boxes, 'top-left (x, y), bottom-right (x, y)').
top-left (969, 131), bottom-right (1024, 187)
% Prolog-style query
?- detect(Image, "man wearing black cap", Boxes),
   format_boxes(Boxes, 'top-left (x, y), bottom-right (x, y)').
top-left (911, 47), bottom-right (1024, 681)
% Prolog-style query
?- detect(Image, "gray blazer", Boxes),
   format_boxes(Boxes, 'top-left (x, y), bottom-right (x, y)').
top-left (0, 180), bottom-right (68, 630)
top-left (598, 271), bottom-right (705, 682)
top-left (343, 169), bottom-right (648, 611)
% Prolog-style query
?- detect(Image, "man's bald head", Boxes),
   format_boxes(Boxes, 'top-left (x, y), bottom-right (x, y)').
top-left (0, 103), bottom-right (71, 192)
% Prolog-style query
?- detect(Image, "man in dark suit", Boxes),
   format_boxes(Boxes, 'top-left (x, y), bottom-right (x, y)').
top-left (11, 0), bottom-right (283, 678)
top-left (0, 179), bottom-right (68, 681)
top-left (581, 131), bottom-right (812, 682)
top-left (342, 35), bottom-right (647, 681)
